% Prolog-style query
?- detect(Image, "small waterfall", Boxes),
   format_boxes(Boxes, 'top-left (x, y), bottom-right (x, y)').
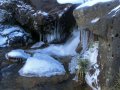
top-left (45, 21), bottom-right (62, 43)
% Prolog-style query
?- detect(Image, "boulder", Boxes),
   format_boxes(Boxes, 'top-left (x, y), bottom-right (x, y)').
top-left (73, 0), bottom-right (120, 89)
top-left (73, 1), bottom-right (119, 38)
top-left (0, 24), bottom-right (32, 47)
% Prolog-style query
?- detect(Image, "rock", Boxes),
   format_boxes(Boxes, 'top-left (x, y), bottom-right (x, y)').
top-left (0, 9), bottom-right (12, 23)
top-left (73, 0), bottom-right (119, 38)
top-left (0, 24), bottom-right (32, 47)
top-left (0, 0), bottom-right (77, 43)
top-left (73, 0), bottom-right (120, 89)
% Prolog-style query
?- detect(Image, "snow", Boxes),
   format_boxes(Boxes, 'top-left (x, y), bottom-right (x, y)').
top-left (81, 41), bottom-right (100, 90)
top-left (69, 55), bottom-right (78, 74)
top-left (85, 64), bottom-right (100, 90)
top-left (76, 0), bottom-right (113, 9)
top-left (70, 41), bottom-right (100, 90)
top-left (91, 18), bottom-right (100, 23)
top-left (31, 41), bottom-right (45, 49)
top-left (0, 27), bottom-right (22, 35)
top-left (6, 49), bottom-right (30, 60)
top-left (33, 11), bottom-right (48, 16)
top-left (0, 35), bottom-right (7, 47)
top-left (57, 0), bottom-right (93, 4)
top-left (19, 53), bottom-right (66, 77)
top-left (108, 5), bottom-right (120, 17)
top-left (0, 24), bottom-right (32, 47)
top-left (83, 42), bottom-right (99, 65)
top-left (29, 29), bottom-right (80, 56)
top-left (57, 0), bottom-right (84, 4)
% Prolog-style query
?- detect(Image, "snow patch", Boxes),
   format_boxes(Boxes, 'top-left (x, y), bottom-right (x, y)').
top-left (0, 27), bottom-right (23, 35)
top-left (69, 55), bottom-right (78, 74)
top-left (108, 5), bottom-right (120, 17)
top-left (76, 0), bottom-right (113, 9)
top-left (91, 18), bottom-right (100, 23)
top-left (19, 53), bottom-right (66, 77)
top-left (57, 0), bottom-right (84, 4)
top-left (0, 24), bottom-right (32, 47)
top-left (86, 64), bottom-right (100, 90)
top-left (82, 41), bottom-right (100, 90)
top-left (6, 49), bottom-right (31, 60)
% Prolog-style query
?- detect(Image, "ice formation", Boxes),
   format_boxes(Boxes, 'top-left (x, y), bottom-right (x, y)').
top-left (19, 53), bottom-right (66, 77)
top-left (0, 25), bottom-right (31, 47)
top-left (28, 29), bottom-right (80, 56)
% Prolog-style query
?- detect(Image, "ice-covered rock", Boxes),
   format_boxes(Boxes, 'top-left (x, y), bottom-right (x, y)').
top-left (19, 53), bottom-right (66, 77)
top-left (0, 9), bottom-right (11, 23)
top-left (5, 49), bottom-right (31, 60)
top-left (0, 24), bottom-right (32, 47)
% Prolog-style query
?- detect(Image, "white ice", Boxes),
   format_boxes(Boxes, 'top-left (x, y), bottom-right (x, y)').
top-left (6, 49), bottom-right (30, 60)
top-left (31, 41), bottom-right (45, 49)
top-left (57, 0), bottom-right (92, 4)
top-left (91, 18), bottom-right (100, 23)
top-left (83, 42), bottom-right (99, 65)
top-left (85, 64), bottom-right (100, 90)
top-left (81, 41), bottom-right (100, 90)
top-left (29, 29), bottom-right (80, 56)
top-left (0, 35), bottom-right (7, 47)
top-left (19, 53), bottom-right (66, 77)
top-left (76, 0), bottom-right (113, 9)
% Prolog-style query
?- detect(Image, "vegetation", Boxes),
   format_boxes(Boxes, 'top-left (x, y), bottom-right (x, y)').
top-left (76, 57), bottom-right (90, 84)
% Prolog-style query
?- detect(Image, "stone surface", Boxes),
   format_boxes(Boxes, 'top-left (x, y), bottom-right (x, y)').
top-left (2, 0), bottom-right (76, 42)
top-left (74, 1), bottom-right (120, 89)
top-left (73, 1), bottom-right (119, 38)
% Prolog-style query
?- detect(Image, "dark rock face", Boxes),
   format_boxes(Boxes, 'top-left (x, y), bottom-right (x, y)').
top-left (73, 1), bottom-right (120, 89)
top-left (0, 0), bottom-right (77, 43)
